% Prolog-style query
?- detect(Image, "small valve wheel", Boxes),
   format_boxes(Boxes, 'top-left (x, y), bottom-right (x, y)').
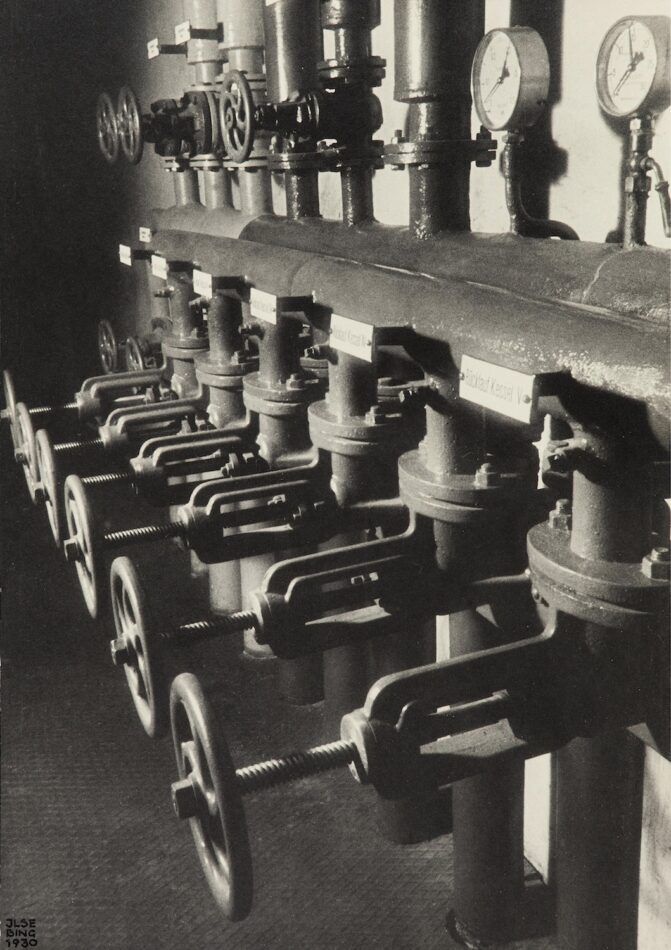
top-left (35, 429), bottom-right (64, 546)
top-left (96, 91), bottom-right (119, 164)
top-left (117, 86), bottom-right (144, 165)
top-left (63, 474), bottom-right (102, 618)
top-left (220, 71), bottom-right (255, 164)
top-left (97, 319), bottom-right (119, 374)
top-left (2, 369), bottom-right (20, 448)
top-left (124, 336), bottom-right (157, 372)
top-left (109, 556), bottom-right (169, 738)
top-left (170, 673), bottom-right (253, 921)
top-left (15, 402), bottom-right (41, 503)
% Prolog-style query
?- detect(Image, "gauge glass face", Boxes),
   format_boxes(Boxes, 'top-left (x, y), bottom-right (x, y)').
top-left (604, 21), bottom-right (658, 115)
top-left (476, 31), bottom-right (522, 130)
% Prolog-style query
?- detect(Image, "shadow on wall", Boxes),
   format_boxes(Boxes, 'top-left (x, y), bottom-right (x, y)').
top-left (510, 1), bottom-right (568, 222)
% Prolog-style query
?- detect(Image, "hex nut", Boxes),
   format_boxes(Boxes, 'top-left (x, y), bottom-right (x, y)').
top-left (171, 777), bottom-right (199, 820)
top-left (63, 538), bottom-right (83, 562)
top-left (474, 462), bottom-right (500, 488)
top-left (110, 638), bottom-right (130, 667)
top-left (641, 550), bottom-right (671, 580)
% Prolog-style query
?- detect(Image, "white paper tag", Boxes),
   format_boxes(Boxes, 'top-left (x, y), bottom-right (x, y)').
top-left (330, 314), bottom-right (374, 362)
top-left (138, 227), bottom-right (152, 243)
top-left (119, 244), bottom-right (133, 266)
top-left (174, 20), bottom-right (191, 44)
top-left (151, 254), bottom-right (168, 279)
top-left (460, 355), bottom-right (536, 423)
top-left (147, 38), bottom-right (160, 59)
top-left (193, 269), bottom-right (214, 298)
top-left (250, 289), bottom-right (278, 325)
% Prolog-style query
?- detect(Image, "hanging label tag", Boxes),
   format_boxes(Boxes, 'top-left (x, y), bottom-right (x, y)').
top-left (138, 227), bottom-right (152, 243)
top-left (174, 20), bottom-right (191, 44)
top-left (330, 314), bottom-right (374, 362)
top-left (193, 269), bottom-right (214, 298)
top-left (119, 244), bottom-right (133, 266)
top-left (147, 38), bottom-right (160, 59)
top-left (151, 255), bottom-right (168, 279)
top-left (250, 289), bottom-right (278, 325)
top-left (460, 355), bottom-right (536, 423)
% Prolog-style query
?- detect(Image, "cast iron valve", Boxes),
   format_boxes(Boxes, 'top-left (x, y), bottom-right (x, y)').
top-left (220, 70), bottom-right (382, 165)
top-left (97, 86), bottom-right (221, 165)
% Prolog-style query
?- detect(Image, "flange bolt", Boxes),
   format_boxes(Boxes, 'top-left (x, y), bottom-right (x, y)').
top-left (110, 638), bottom-right (131, 667)
top-left (548, 498), bottom-right (572, 531)
top-left (641, 546), bottom-right (671, 580)
top-left (474, 462), bottom-right (500, 487)
top-left (171, 777), bottom-right (200, 820)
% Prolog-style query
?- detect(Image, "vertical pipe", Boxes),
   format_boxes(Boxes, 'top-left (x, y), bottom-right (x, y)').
top-left (173, 171), bottom-right (200, 206)
top-left (555, 460), bottom-right (650, 950)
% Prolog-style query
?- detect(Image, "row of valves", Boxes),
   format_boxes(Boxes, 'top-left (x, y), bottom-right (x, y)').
top-left (3, 253), bottom-right (668, 922)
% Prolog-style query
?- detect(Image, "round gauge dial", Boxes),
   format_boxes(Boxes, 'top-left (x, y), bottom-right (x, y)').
top-left (596, 16), bottom-right (670, 118)
top-left (472, 27), bottom-right (550, 132)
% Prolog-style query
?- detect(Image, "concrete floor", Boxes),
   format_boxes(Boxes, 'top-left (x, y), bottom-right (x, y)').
top-left (1, 431), bottom-right (558, 950)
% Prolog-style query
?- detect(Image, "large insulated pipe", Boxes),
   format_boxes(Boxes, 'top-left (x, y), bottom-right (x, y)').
top-left (263, 0), bottom-right (323, 219)
top-left (393, 0), bottom-right (485, 237)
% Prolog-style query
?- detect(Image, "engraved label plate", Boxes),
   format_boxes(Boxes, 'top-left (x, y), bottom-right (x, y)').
top-left (147, 38), bottom-right (160, 59)
top-left (174, 20), bottom-right (191, 44)
top-left (151, 255), bottom-right (168, 279)
top-left (119, 244), bottom-right (133, 266)
top-left (250, 289), bottom-right (278, 325)
top-left (193, 269), bottom-right (214, 298)
top-left (459, 355), bottom-right (536, 423)
top-left (330, 314), bottom-right (374, 362)
top-left (138, 227), bottom-right (152, 243)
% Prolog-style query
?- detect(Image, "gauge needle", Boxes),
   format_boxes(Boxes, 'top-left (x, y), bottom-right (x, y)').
top-left (612, 50), bottom-right (644, 97)
top-left (484, 47), bottom-right (511, 104)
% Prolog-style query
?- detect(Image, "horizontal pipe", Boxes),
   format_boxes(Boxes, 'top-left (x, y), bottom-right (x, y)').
top-left (150, 224), bottom-right (670, 428)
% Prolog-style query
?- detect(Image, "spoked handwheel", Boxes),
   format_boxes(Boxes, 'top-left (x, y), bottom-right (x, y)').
top-left (219, 71), bottom-right (255, 164)
top-left (2, 369), bottom-right (20, 449)
top-left (98, 319), bottom-right (119, 374)
top-left (110, 556), bottom-right (170, 739)
top-left (117, 86), bottom-right (144, 164)
top-left (96, 91), bottom-right (119, 164)
top-left (125, 336), bottom-right (157, 372)
top-left (15, 402), bottom-right (41, 503)
top-left (64, 474), bottom-right (102, 618)
top-left (35, 429), bottom-right (65, 546)
top-left (170, 673), bottom-right (253, 921)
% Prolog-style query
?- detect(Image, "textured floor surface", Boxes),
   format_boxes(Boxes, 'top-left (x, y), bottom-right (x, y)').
top-left (1, 435), bottom-right (558, 950)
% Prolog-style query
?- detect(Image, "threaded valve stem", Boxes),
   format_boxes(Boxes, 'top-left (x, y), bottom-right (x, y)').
top-left (104, 521), bottom-right (183, 548)
top-left (54, 437), bottom-right (105, 455)
top-left (30, 401), bottom-right (78, 417)
top-left (235, 740), bottom-right (358, 795)
top-left (169, 611), bottom-right (258, 642)
top-left (81, 472), bottom-right (131, 487)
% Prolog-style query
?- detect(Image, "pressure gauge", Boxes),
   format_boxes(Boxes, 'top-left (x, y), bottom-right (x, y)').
top-left (471, 27), bottom-right (550, 132)
top-left (596, 16), bottom-right (670, 118)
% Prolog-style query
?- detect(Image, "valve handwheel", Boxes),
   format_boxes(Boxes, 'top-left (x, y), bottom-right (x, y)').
top-left (35, 429), bottom-right (65, 546)
top-left (15, 402), bottom-right (41, 503)
top-left (109, 556), bottom-right (170, 739)
top-left (2, 369), bottom-right (20, 449)
top-left (97, 319), bottom-right (119, 374)
top-left (117, 86), bottom-right (144, 165)
top-left (125, 336), bottom-right (156, 372)
top-left (96, 91), bottom-right (119, 164)
top-left (220, 71), bottom-right (255, 164)
top-left (170, 673), bottom-right (254, 921)
top-left (64, 474), bottom-right (102, 618)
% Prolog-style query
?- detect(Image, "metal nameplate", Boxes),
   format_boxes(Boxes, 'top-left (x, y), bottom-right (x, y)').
top-left (330, 314), bottom-right (374, 363)
top-left (151, 255), bottom-right (168, 280)
top-left (119, 244), bottom-right (133, 266)
top-left (193, 269), bottom-right (214, 298)
top-left (147, 38), bottom-right (160, 59)
top-left (250, 289), bottom-right (278, 325)
top-left (174, 20), bottom-right (191, 44)
top-left (459, 355), bottom-right (536, 423)
top-left (138, 227), bottom-right (152, 243)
